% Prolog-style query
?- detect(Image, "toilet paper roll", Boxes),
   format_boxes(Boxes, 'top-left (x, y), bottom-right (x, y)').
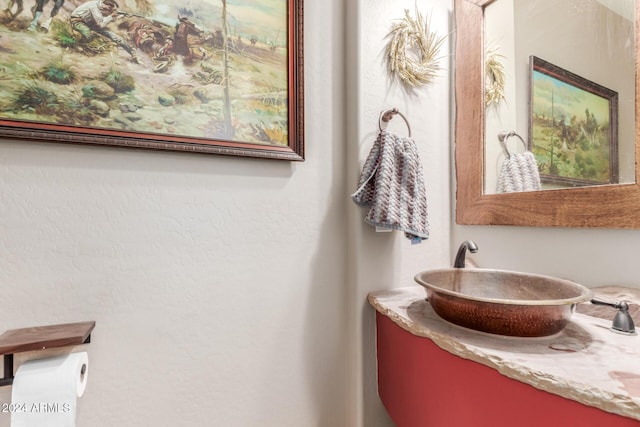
top-left (10, 352), bottom-right (89, 427)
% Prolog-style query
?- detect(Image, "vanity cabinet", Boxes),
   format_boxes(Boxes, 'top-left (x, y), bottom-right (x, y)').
top-left (370, 287), bottom-right (640, 427)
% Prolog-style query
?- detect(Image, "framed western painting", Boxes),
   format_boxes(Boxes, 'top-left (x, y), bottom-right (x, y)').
top-left (0, 0), bottom-right (304, 160)
top-left (529, 56), bottom-right (618, 187)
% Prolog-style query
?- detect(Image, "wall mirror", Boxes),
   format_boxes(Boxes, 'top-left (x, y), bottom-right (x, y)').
top-left (455, 0), bottom-right (640, 228)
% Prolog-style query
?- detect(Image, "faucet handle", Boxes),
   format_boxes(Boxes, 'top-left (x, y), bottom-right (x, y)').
top-left (590, 298), bottom-right (636, 335)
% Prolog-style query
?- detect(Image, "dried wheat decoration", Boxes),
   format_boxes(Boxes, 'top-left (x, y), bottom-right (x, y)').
top-left (385, 8), bottom-right (445, 90)
top-left (485, 46), bottom-right (506, 107)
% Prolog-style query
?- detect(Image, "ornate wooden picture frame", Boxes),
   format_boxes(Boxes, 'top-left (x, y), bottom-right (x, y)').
top-left (0, 0), bottom-right (304, 160)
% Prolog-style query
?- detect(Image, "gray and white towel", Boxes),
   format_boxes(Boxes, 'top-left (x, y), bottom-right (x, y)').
top-left (351, 131), bottom-right (429, 241)
top-left (496, 152), bottom-right (541, 193)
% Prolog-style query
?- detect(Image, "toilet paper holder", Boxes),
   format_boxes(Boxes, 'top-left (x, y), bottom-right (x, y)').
top-left (0, 321), bottom-right (95, 386)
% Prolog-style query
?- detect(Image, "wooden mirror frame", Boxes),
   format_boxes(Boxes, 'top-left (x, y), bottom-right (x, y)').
top-left (455, 0), bottom-right (640, 228)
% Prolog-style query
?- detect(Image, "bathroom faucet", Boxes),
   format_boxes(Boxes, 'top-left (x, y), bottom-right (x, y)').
top-left (590, 298), bottom-right (636, 335)
top-left (454, 240), bottom-right (478, 268)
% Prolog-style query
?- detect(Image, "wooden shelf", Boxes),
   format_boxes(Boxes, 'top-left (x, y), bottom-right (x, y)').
top-left (0, 321), bottom-right (95, 386)
top-left (0, 321), bottom-right (95, 355)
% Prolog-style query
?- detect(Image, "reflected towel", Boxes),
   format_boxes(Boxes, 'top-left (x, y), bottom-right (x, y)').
top-left (351, 131), bottom-right (429, 241)
top-left (496, 152), bottom-right (541, 193)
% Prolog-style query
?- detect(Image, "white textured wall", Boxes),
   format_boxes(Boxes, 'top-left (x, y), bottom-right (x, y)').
top-left (5, 0), bottom-right (630, 425)
top-left (451, 226), bottom-right (640, 289)
top-left (346, 0), bottom-right (452, 425)
top-left (0, 0), bottom-right (350, 425)
top-left (0, 0), bottom-right (455, 425)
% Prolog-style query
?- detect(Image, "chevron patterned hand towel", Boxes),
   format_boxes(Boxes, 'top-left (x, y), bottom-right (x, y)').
top-left (352, 131), bottom-right (429, 241)
top-left (496, 152), bottom-right (541, 193)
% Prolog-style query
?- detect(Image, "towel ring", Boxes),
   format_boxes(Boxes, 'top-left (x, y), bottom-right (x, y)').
top-left (498, 131), bottom-right (526, 159)
top-left (379, 108), bottom-right (412, 137)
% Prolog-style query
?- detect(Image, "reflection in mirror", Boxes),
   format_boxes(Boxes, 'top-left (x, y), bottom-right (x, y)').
top-left (455, 0), bottom-right (640, 228)
top-left (483, 0), bottom-right (635, 194)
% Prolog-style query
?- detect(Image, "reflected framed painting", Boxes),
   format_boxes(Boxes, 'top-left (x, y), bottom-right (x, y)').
top-left (529, 56), bottom-right (617, 187)
top-left (0, 0), bottom-right (304, 160)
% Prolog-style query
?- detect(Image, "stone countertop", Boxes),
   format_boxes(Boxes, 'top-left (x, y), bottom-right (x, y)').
top-left (368, 286), bottom-right (640, 421)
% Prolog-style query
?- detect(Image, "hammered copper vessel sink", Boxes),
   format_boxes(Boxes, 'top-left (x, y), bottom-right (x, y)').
top-left (414, 268), bottom-right (592, 337)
